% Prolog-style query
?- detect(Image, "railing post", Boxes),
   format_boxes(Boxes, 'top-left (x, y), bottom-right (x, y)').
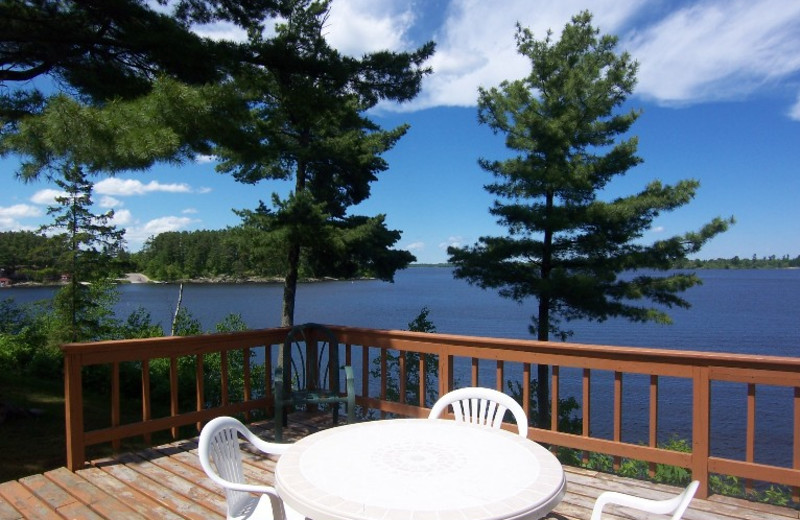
top-left (692, 365), bottom-right (711, 498)
top-left (64, 350), bottom-right (85, 471)
top-left (438, 346), bottom-right (451, 398)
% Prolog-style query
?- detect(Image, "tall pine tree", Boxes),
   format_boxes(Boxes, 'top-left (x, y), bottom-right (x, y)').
top-left (41, 163), bottom-right (125, 342)
top-left (217, 0), bottom-right (434, 326)
top-left (448, 12), bottom-right (732, 427)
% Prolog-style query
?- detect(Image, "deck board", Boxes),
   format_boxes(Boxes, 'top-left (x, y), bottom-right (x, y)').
top-left (1, 414), bottom-right (798, 520)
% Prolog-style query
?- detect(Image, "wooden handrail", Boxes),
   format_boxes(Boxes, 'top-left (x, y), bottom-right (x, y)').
top-left (62, 325), bottom-right (800, 502)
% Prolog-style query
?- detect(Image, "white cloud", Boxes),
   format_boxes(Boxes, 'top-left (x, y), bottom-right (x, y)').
top-left (191, 21), bottom-right (248, 42)
top-left (182, 208), bottom-right (199, 215)
top-left (374, 0), bottom-right (800, 115)
top-left (99, 196), bottom-right (122, 208)
top-left (122, 215), bottom-right (199, 251)
top-left (0, 204), bottom-right (42, 230)
top-left (95, 178), bottom-right (193, 196)
top-left (110, 209), bottom-right (133, 226)
top-left (398, 0), bottom-right (646, 110)
top-left (0, 204), bottom-right (41, 218)
top-left (439, 236), bottom-right (464, 250)
top-left (624, 0), bottom-right (800, 105)
top-left (788, 92), bottom-right (800, 121)
top-left (195, 154), bottom-right (217, 164)
top-left (30, 189), bottom-right (64, 205)
top-left (142, 216), bottom-right (196, 234)
top-left (405, 241), bottom-right (425, 252)
top-left (326, 0), bottom-right (416, 56)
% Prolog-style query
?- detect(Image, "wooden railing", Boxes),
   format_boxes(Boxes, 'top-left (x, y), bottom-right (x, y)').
top-left (61, 325), bottom-right (800, 501)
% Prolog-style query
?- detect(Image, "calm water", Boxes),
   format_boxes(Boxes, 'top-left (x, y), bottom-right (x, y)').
top-left (5, 267), bottom-right (800, 466)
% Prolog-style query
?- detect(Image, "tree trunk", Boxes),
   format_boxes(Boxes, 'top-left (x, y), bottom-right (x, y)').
top-left (535, 191), bottom-right (554, 429)
top-left (171, 283), bottom-right (184, 336)
top-left (281, 241), bottom-right (301, 327)
top-left (536, 296), bottom-right (551, 429)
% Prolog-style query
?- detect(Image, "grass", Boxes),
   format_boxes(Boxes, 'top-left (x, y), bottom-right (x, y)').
top-left (0, 374), bottom-right (67, 481)
top-left (0, 373), bottom-right (195, 483)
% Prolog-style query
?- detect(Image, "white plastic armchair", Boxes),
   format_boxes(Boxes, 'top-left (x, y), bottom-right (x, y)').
top-left (590, 480), bottom-right (700, 520)
top-left (198, 416), bottom-right (304, 520)
top-left (428, 387), bottom-right (529, 437)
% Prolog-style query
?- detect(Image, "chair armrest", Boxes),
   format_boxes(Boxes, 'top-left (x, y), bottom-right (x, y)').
top-left (344, 365), bottom-right (355, 394)
top-left (210, 474), bottom-right (282, 496)
top-left (590, 491), bottom-right (682, 520)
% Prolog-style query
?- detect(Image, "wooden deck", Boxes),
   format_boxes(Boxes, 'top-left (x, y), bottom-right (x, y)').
top-left (1, 414), bottom-right (798, 520)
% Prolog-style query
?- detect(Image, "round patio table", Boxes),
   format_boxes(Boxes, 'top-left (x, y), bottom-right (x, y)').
top-left (275, 418), bottom-right (566, 520)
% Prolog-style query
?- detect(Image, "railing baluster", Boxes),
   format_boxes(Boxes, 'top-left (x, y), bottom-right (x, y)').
top-left (170, 356), bottom-right (178, 439)
top-left (399, 350), bottom-right (407, 404)
top-left (243, 348), bottom-right (251, 422)
top-left (195, 354), bottom-right (204, 431)
top-left (692, 366), bottom-right (711, 499)
top-left (551, 365), bottom-right (559, 432)
top-left (496, 360), bottom-right (504, 392)
top-left (419, 354), bottom-right (426, 408)
top-left (613, 371), bottom-right (622, 471)
top-left (648, 375), bottom-right (659, 477)
top-left (746, 383), bottom-right (756, 493)
top-left (582, 368), bottom-right (591, 466)
top-left (471, 357), bottom-right (479, 386)
top-left (794, 386), bottom-right (799, 502)
top-left (111, 362), bottom-right (120, 451)
top-left (380, 348), bottom-right (387, 418)
top-left (221, 351), bottom-right (229, 407)
top-left (142, 359), bottom-right (151, 445)
top-left (361, 345), bottom-right (369, 399)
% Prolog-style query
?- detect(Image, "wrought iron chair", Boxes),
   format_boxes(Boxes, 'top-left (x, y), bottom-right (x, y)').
top-left (428, 386), bottom-right (529, 437)
top-left (273, 323), bottom-right (355, 442)
top-left (590, 480), bottom-right (699, 520)
top-left (198, 416), bottom-right (305, 520)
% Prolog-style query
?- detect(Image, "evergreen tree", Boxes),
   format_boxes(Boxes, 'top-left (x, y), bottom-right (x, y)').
top-left (218, 0), bottom-right (433, 326)
top-left (0, 1), bottom-right (281, 176)
top-left (41, 163), bottom-right (125, 342)
top-left (448, 12), bottom-right (733, 427)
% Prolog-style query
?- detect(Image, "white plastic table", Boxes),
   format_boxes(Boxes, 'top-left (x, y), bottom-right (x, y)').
top-left (275, 418), bottom-right (566, 520)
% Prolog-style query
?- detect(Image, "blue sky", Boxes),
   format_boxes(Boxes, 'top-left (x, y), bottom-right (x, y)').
top-left (1, 0), bottom-right (799, 264)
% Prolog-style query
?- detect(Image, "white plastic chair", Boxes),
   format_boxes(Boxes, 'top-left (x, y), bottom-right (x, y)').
top-left (590, 480), bottom-right (700, 520)
top-left (198, 416), bottom-right (305, 520)
top-left (428, 386), bottom-right (529, 437)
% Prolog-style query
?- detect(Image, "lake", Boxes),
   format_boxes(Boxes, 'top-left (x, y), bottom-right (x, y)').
top-left (4, 267), bottom-right (800, 467)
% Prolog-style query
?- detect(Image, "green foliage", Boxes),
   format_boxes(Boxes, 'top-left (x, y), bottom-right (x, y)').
top-left (215, 0), bottom-right (433, 325)
top-left (115, 308), bottom-right (165, 339)
top-left (448, 11), bottom-right (732, 427)
top-left (505, 377), bottom-right (581, 461)
top-left (371, 307), bottom-right (440, 408)
top-left (0, 0), bottom-right (281, 156)
top-left (578, 435), bottom-right (692, 486)
top-left (450, 11), bottom-right (732, 342)
top-left (172, 307), bottom-right (202, 336)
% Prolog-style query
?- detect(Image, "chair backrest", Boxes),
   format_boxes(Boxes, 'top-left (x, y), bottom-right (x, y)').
top-left (279, 323), bottom-right (341, 395)
top-left (428, 387), bottom-right (529, 437)
top-left (199, 416), bottom-right (288, 518)
top-left (590, 480), bottom-right (699, 520)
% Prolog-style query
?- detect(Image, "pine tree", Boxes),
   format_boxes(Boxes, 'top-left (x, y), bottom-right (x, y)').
top-left (218, 0), bottom-right (434, 326)
top-left (448, 12), bottom-right (733, 427)
top-left (41, 163), bottom-right (125, 342)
